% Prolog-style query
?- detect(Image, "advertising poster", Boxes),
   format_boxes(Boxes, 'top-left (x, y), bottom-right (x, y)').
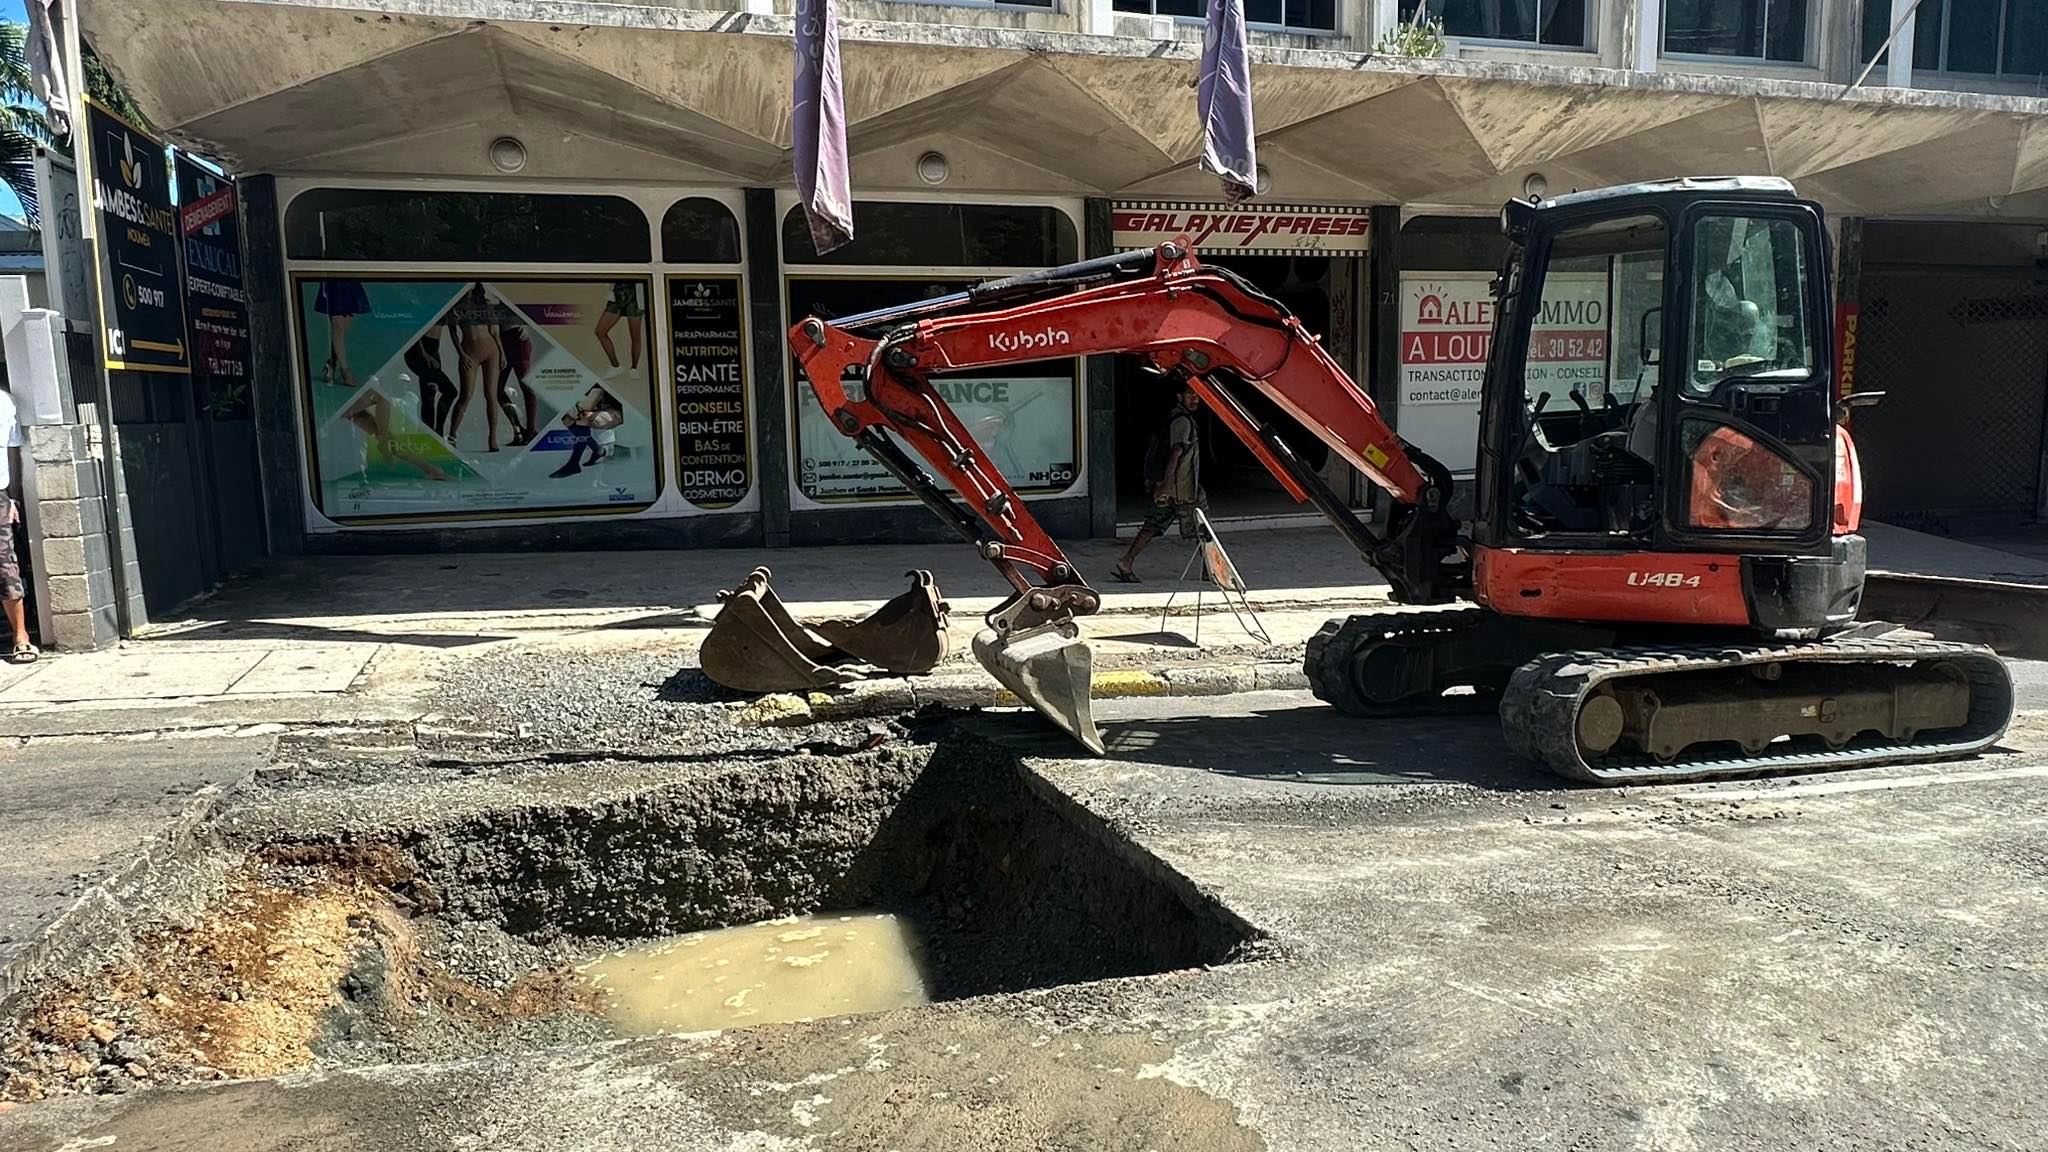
top-left (296, 277), bottom-right (659, 523)
top-left (787, 276), bottom-right (1080, 503)
top-left (175, 156), bottom-right (251, 412)
top-left (1397, 270), bottom-right (1610, 473)
top-left (669, 276), bottom-right (752, 509)
top-left (794, 374), bottom-right (1079, 500)
top-left (86, 100), bottom-right (189, 373)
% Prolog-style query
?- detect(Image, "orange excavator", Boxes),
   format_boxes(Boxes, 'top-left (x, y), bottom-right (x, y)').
top-left (788, 177), bottom-right (2014, 782)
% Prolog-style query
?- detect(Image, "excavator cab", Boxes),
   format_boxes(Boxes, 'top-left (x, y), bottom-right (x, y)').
top-left (1473, 177), bottom-right (1864, 635)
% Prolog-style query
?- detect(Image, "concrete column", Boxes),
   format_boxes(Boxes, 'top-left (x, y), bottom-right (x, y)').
top-left (1818, 0), bottom-right (1861, 82)
top-left (1604, 0), bottom-right (1636, 70)
top-left (1084, 198), bottom-right (1118, 539)
top-left (1369, 0), bottom-right (1399, 48)
top-left (744, 187), bottom-right (792, 548)
top-left (1632, 0), bottom-right (1662, 72)
top-left (240, 176), bottom-right (306, 555)
top-left (1885, 0), bottom-right (1917, 88)
top-left (0, 281), bottom-right (121, 650)
top-left (1369, 205), bottom-right (1401, 522)
top-left (1081, 0), bottom-right (1117, 36)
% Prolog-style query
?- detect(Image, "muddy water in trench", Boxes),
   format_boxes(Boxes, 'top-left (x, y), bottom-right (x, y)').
top-left (576, 912), bottom-right (931, 1035)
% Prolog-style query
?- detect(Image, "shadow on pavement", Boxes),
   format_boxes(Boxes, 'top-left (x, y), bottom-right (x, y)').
top-left (966, 705), bottom-right (1558, 790)
top-left (160, 529), bottom-right (1391, 635)
top-left (1095, 631), bottom-right (1200, 648)
top-left (155, 619), bottom-right (508, 650)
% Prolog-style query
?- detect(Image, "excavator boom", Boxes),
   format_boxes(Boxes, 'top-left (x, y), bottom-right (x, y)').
top-left (789, 240), bottom-right (1465, 748)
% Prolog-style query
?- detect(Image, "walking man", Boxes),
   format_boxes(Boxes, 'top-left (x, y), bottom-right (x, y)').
top-left (1112, 385), bottom-right (1204, 583)
top-left (1, 386), bottom-right (35, 662)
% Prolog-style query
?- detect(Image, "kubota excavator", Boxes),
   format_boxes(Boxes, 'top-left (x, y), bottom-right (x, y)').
top-left (787, 177), bottom-right (2015, 782)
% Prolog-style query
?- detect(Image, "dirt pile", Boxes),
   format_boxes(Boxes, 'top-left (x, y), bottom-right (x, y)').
top-left (0, 860), bottom-right (596, 1101)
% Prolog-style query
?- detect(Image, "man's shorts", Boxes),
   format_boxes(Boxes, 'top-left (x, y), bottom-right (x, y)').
top-left (0, 503), bottom-right (22, 601)
top-left (1141, 498), bottom-right (1200, 540)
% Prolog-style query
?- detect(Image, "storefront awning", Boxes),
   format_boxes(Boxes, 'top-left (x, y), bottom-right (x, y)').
top-left (89, 0), bottom-right (2048, 219)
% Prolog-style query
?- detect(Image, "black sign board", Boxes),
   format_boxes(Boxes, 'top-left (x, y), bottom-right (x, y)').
top-left (174, 155), bottom-right (251, 408)
top-left (669, 276), bottom-right (751, 509)
top-left (86, 100), bottom-right (188, 373)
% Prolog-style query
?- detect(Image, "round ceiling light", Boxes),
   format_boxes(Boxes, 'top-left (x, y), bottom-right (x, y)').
top-left (489, 136), bottom-right (528, 174)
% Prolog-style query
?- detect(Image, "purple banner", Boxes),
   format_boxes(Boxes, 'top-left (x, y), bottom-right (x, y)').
top-left (793, 0), bottom-right (855, 254)
top-left (1197, 0), bottom-right (1258, 204)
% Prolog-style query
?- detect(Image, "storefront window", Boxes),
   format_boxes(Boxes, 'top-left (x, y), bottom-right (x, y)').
top-left (781, 202), bottom-right (1077, 267)
top-left (662, 198), bottom-right (742, 264)
top-left (286, 189), bottom-right (650, 263)
top-left (1114, 0), bottom-right (1338, 33)
top-left (1860, 0), bottom-right (2046, 82)
top-left (1663, 0), bottom-right (1809, 62)
top-left (787, 276), bottom-right (1080, 503)
top-left (1399, 0), bottom-right (1589, 47)
top-left (295, 276), bottom-right (661, 523)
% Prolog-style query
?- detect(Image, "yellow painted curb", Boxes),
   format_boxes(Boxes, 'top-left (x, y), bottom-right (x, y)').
top-left (731, 694), bottom-right (813, 727)
top-left (1090, 670), bottom-right (1171, 697)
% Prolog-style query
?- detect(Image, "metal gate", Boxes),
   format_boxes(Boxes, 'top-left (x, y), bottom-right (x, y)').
top-left (1854, 270), bottom-right (2048, 530)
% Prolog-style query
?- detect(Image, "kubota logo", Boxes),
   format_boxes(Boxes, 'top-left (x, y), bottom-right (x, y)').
top-left (988, 326), bottom-right (1071, 354)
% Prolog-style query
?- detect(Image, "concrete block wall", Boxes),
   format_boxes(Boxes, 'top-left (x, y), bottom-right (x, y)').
top-left (19, 422), bottom-right (118, 650)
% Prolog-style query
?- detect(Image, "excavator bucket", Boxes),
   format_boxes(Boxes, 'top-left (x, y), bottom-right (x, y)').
top-left (812, 570), bottom-right (951, 675)
top-left (971, 621), bottom-right (1105, 755)
top-left (700, 567), bottom-right (865, 693)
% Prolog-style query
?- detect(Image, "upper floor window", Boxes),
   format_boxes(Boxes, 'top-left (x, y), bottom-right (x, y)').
top-left (1664, 0), bottom-right (1810, 62)
top-left (661, 197), bottom-right (742, 264)
top-left (782, 201), bottom-right (1078, 267)
top-left (285, 189), bottom-right (650, 263)
top-left (1861, 0), bottom-right (2047, 82)
top-left (1399, 0), bottom-right (1590, 47)
top-left (1112, 0), bottom-right (1339, 34)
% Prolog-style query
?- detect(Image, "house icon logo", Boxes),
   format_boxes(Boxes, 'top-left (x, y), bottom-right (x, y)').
top-left (1417, 291), bottom-right (1445, 324)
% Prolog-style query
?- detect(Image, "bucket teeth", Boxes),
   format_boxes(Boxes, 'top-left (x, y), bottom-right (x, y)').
top-left (700, 567), bottom-right (864, 693)
top-left (972, 623), bottom-right (1105, 755)
top-left (813, 570), bottom-right (952, 675)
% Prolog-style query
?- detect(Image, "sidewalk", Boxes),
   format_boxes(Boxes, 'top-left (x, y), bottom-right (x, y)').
top-left (1, 519), bottom-right (2043, 739)
top-left (0, 527), bottom-right (1379, 738)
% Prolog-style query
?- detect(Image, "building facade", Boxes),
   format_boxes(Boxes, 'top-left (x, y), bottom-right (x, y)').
top-left (82, 0), bottom-right (2048, 567)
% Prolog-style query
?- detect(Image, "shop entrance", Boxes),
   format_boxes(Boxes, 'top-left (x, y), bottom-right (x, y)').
top-left (1112, 254), bottom-right (1358, 527)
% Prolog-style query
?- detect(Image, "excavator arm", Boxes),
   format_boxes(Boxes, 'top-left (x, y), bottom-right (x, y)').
top-left (787, 240), bottom-right (1465, 752)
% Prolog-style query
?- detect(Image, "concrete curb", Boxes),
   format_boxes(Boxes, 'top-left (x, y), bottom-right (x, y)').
top-left (729, 661), bottom-right (1311, 727)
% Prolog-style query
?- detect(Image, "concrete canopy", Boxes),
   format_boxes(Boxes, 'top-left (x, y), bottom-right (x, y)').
top-left (86, 0), bottom-right (2048, 218)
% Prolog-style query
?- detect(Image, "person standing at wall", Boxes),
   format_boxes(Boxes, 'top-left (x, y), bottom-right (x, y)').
top-left (1111, 385), bottom-right (1205, 583)
top-left (0, 386), bottom-right (34, 663)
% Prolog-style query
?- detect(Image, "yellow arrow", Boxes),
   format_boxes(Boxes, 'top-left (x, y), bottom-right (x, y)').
top-left (131, 338), bottom-right (185, 357)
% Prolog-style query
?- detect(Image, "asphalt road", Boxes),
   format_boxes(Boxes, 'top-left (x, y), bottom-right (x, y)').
top-left (0, 735), bottom-right (273, 974)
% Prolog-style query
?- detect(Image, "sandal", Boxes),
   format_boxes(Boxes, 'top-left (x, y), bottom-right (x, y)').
top-left (1108, 566), bottom-right (1141, 584)
top-left (8, 642), bottom-right (37, 664)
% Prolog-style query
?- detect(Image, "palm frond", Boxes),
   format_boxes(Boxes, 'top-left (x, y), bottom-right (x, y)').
top-left (0, 24), bottom-right (35, 106)
top-left (0, 125), bottom-right (40, 226)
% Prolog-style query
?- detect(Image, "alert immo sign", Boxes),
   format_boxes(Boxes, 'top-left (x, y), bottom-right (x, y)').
top-left (87, 100), bottom-right (190, 374)
top-left (1396, 270), bottom-right (1611, 472)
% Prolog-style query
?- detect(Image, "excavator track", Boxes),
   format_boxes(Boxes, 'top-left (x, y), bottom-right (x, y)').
top-left (1501, 635), bottom-right (2015, 784)
top-left (1304, 604), bottom-right (1501, 717)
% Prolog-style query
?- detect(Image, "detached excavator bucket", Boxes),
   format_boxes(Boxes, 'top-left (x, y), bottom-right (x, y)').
top-left (700, 567), bottom-right (864, 693)
top-left (972, 621), bottom-right (1105, 755)
top-left (812, 570), bottom-right (951, 675)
